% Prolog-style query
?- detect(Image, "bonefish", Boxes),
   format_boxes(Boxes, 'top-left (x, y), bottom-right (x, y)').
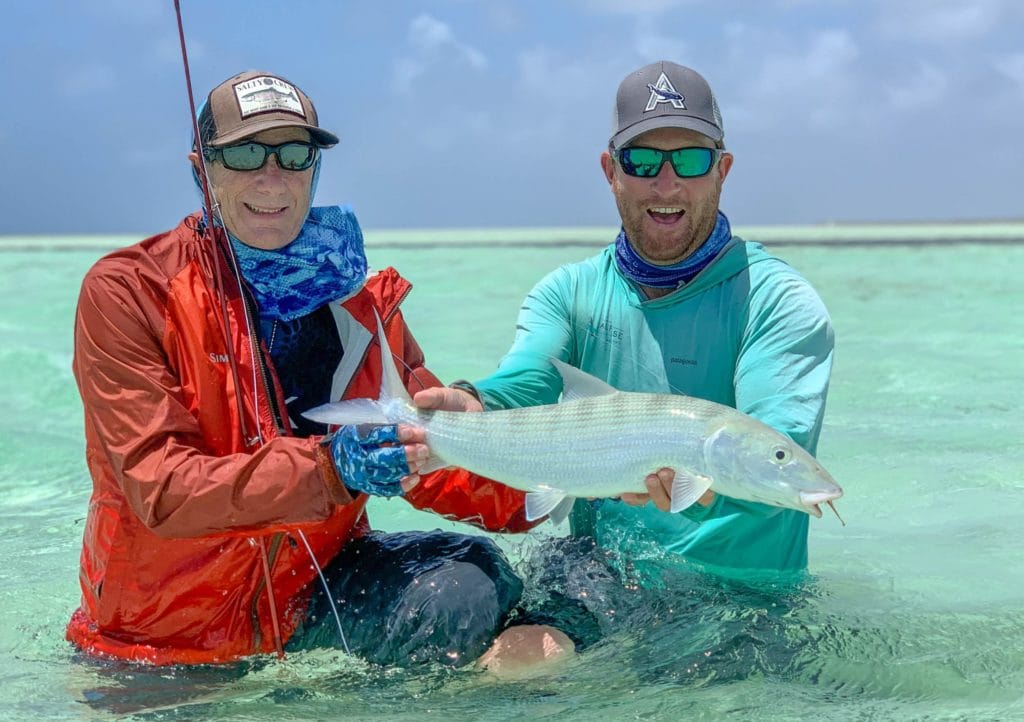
top-left (306, 320), bottom-right (843, 525)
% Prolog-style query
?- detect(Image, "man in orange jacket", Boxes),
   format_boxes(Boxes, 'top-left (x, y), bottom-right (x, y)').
top-left (68, 69), bottom-right (572, 669)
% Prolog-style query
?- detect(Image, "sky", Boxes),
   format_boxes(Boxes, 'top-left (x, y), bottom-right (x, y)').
top-left (2, 0), bottom-right (1023, 236)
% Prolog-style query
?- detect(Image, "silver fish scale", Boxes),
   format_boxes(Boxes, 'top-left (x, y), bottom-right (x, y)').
top-left (408, 392), bottom-right (727, 498)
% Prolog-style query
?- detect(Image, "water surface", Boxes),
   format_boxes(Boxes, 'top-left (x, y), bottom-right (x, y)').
top-left (1, 232), bottom-right (1021, 720)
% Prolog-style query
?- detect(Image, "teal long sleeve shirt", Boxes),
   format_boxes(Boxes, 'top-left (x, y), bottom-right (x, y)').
top-left (473, 238), bottom-right (834, 574)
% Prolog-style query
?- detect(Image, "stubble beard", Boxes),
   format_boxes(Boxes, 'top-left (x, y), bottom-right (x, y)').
top-left (617, 186), bottom-right (722, 266)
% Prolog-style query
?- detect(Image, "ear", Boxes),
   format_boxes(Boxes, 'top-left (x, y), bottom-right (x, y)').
top-left (717, 151), bottom-right (734, 183)
top-left (188, 150), bottom-right (201, 173)
top-left (600, 150), bottom-right (616, 186)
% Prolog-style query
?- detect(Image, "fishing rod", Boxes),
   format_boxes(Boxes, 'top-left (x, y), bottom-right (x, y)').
top-left (171, 2), bottom-right (354, 660)
top-left (172, 1), bottom-right (286, 658)
top-left (171, 1), bottom-right (262, 449)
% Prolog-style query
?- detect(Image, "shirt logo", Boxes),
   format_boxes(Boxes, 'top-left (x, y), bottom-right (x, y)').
top-left (645, 72), bottom-right (686, 112)
top-left (233, 76), bottom-right (305, 118)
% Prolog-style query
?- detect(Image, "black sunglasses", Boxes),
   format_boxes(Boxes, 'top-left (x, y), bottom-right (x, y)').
top-left (617, 146), bottom-right (723, 178)
top-left (203, 141), bottom-right (319, 171)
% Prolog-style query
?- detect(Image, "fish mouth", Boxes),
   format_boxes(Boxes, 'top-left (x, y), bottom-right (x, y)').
top-left (799, 489), bottom-right (844, 518)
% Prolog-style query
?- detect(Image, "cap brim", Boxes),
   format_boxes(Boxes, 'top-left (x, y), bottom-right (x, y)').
top-left (211, 119), bottom-right (339, 148)
top-left (611, 116), bottom-right (723, 150)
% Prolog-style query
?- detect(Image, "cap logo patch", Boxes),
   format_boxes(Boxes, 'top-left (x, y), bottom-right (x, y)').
top-left (233, 76), bottom-right (305, 118)
top-left (645, 72), bottom-right (686, 112)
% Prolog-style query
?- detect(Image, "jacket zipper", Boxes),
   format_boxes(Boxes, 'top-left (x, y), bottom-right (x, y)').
top-left (237, 278), bottom-right (287, 438)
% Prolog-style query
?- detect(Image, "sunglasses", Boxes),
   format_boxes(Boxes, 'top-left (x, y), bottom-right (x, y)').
top-left (616, 146), bottom-right (723, 178)
top-left (203, 141), bottom-right (319, 171)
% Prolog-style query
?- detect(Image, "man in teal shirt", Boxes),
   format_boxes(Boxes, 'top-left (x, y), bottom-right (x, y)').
top-left (416, 61), bottom-right (834, 575)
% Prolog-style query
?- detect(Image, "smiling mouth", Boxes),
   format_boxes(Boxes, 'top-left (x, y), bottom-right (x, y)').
top-left (647, 207), bottom-right (684, 224)
top-left (244, 202), bottom-right (287, 215)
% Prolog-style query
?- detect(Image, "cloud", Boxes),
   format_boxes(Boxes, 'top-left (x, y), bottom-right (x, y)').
top-left (58, 62), bottom-right (116, 97)
top-left (876, 0), bottom-right (1007, 44)
top-left (572, 0), bottom-right (695, 16)
top-left (630, 15), bottom-right (689, 60)
top-left (995, 52), bottom-right (1024, 88)
top-left (727, 28), bottom-right (861, 132)
top-left (883, 61), bottom-right (948, 112)
top-left (154, 33), bottom-right (208, 66)
top-left (393, 13), bottom-right (488, 94)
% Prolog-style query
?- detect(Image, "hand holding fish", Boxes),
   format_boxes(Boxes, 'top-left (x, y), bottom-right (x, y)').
top-left (327, 424), bottom-right (429, 496)
top-left (620, 467), bottom-right (716, 511)
top-left (413, 386), bottom-right (484, 413)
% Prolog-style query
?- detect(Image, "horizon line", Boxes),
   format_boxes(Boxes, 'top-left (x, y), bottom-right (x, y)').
top-left (2, 218), bottom-right (1024, 252)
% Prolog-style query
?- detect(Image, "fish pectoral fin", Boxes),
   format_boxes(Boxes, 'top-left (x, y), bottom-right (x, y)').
top-left (525, 490), bottom-right (575, 524)
top-left (668, 470), bottom-right (714, 514)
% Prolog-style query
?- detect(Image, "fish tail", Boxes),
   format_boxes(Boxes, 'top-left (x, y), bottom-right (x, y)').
top-left (301, 398), bottom-right (390, 426)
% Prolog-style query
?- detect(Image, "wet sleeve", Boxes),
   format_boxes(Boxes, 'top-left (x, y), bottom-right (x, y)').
top-left (473, 267), bottom-right (574, 410)
top-left (404, 467), bottom-right (539, 533)
top-left (73, 264), bottom-right (348, 539)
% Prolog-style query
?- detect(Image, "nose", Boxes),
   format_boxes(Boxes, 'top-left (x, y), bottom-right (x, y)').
top-left (253, 152), bottom-right (288, 180)
top-left (651, 158), bottom-right (681, 190)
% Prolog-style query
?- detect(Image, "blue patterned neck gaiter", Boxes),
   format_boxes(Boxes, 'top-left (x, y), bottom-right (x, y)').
top-left (230, 205), bottom-right (368, 322)
top-left (615, 210), bottom-right (732, 289)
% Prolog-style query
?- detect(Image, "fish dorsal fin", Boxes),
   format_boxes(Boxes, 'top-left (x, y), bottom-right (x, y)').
top-left (668, 469), bottom-right (714, 514)
top-left (550, 358), bottom-right (618, 402)
top-left (525, 489), bottom-right (575, 524)
top-left (374, 312), bottom-right (412, 406)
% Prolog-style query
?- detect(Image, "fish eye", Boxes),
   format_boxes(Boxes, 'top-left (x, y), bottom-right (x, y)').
top-left (770, 445), bottom-right (791, 464)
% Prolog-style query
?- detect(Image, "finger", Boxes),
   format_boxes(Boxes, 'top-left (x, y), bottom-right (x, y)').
top-left (396, 424), bottom-right (426, 444)
top-left (619, 492), bottom-right (649, 507)
top-left (412, 387), bottom-right (483, 413)
top-left (411, 387), bottom-right (446, 410)
top-left (645, 473), bottom-right (672, 512)
top-left (400, 474), bottom-right (420, 493)
top-left (403, 443), bottom-right (429, 472)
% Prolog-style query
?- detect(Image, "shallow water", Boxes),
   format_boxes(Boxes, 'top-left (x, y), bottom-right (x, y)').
top-left (0, 235), bottom-right (1022, 720)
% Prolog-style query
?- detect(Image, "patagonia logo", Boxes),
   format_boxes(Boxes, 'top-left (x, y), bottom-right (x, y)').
top-left (645, 72), bottom-right (686, 112)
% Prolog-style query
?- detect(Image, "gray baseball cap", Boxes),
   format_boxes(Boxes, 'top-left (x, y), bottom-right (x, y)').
top-left (609, 61), bottom-right (724, 150)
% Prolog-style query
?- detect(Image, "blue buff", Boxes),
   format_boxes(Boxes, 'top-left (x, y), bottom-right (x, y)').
top-left (329, 425), bottom-right (410, 497)
top-left (614, 210), bottom-right (732, 288)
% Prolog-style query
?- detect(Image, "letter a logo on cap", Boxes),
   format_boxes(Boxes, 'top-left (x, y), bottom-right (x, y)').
top-left (645, 72), bottom-right (686, 112)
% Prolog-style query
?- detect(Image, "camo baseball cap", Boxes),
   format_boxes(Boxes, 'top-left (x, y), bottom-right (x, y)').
top-left (198, 70), bottom-right (339, 148)
top-left (609, 61), bottom-right (724, 150)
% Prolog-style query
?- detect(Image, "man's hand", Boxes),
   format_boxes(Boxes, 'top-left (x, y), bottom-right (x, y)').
top-left (329, 424), bottom-right (429, 495)
top-left (413, 387), bottom-right (484, 413)
top-left (620, 467), bottom-right (716, 511)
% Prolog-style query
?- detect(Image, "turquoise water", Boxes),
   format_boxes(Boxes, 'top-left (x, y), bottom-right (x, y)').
top-left (1, 233), bottom-right (1022, 720)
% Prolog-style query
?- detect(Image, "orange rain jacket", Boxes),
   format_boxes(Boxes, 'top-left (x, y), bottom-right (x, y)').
top-left (68, 214), bottom-right (533, 665)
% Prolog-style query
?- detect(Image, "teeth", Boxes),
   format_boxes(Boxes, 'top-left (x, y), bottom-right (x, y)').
top-left (246, 203), bottom-right (286, 214)
top-left (650, 207), bottom-right (682, 214)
